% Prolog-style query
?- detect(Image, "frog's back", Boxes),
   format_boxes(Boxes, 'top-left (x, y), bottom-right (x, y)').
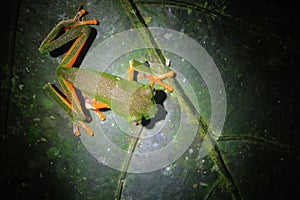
top-left (58, 67), bottom-right (145, 99)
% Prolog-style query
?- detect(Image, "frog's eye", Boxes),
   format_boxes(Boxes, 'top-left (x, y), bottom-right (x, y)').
top-left (141, 86), bottom-right (154, 97)
top-left (143, 61), bottom-right (150, 67)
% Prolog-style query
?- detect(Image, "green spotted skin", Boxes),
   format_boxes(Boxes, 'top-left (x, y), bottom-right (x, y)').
top-left (57, 67), bottom-right (158, 122)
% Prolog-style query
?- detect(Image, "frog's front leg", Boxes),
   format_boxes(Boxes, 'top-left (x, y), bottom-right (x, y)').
top-left (127, 60), bottom-right (174, 92)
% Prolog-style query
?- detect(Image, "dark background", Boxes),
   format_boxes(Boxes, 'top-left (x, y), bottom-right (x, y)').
top-left (1, 0), bottom-right (299, 199)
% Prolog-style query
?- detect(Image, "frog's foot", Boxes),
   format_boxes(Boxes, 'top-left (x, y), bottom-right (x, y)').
top-left (73, 121), bottom-right (94, 136)
top-left (74, 8), bottom-right (98, 24)
top-left (74, 8), bottom-right (87, 21)
top-left (84, 96), bottom-right (109, 121)
top-left (138, 71), bottom-right (174, 92)
top-left (64, 9), bottom-right (98, 31)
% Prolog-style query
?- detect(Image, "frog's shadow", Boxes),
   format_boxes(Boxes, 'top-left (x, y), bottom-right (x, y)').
top-left (142, 90), bottom-right (168, 129)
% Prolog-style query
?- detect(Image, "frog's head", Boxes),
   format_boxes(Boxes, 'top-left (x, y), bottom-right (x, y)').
top-left (128, 85), bottom-right (158, 124)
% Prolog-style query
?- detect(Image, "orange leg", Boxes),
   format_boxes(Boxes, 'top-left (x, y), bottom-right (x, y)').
top-left (127, 60), bottom-right (174, 92)
top-left (43, 83), bottom-right (94, 137)
top-left (40, 8), bottom-right (99, 136)
top-left (84, 95), bottom-right (110, 121)
top-left (73, 121), bottom-right (94, 137)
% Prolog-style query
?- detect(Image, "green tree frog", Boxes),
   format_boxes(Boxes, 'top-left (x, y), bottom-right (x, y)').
top-left (39, 8), bottom-right (174, 136)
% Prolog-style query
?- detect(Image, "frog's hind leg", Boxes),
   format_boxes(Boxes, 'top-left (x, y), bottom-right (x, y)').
top-left (43, 83), bottom-right (94, 136)
top-left (40, 8), bottom-right (98, 137)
